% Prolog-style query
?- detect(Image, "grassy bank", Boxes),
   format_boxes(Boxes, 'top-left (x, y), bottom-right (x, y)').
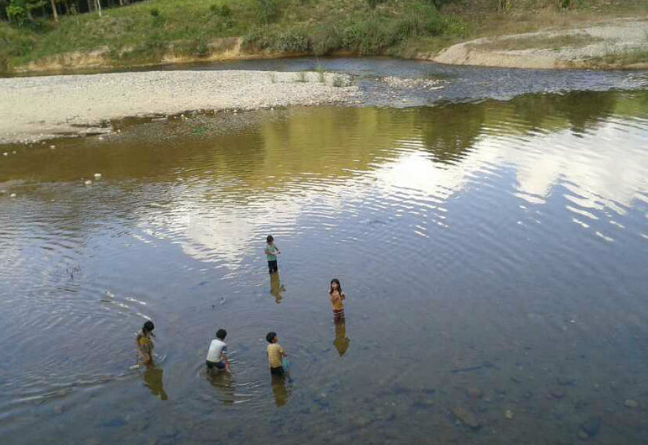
top-left (1, 0), bottom-right (646, 72)
top-left (0, 0), bottom-right (467, 71)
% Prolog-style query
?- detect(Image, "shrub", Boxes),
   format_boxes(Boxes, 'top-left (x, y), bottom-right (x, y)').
top-left (442, 15), bottom-right (467, 37)
top-left (295, 71), bottom-right (307, 82)
top-left (275, 29), bottom-right (310, 52)
top-left (430, 0), bottom-right (460, 10)
top-left (244, 26), bottom-right (310, 53)
top-left (0, 52), bottom-right (9, 72)
top-left (9, 36), bottom-right (34, 56)
top-left (315, 63), bottom-right (325, 82)
top-left (245, 0), bottom-right (447, 56)
top-left (150, 8), bottom-right (165, 27)
top-left (256, 0), bottom-right (280, 25)
top-left (211, 3), bottom-right (232, 17)
top-left (6, 2), bottom-right (28, 27)
top-left (311, 21), bottom-right (343, 55)
top-left (365, 0), bottom-right (386, 9)
top-left (194, 40), bottom-right (210, 57)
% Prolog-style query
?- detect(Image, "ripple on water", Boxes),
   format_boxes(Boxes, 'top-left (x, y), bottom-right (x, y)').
top-left (2, 91), bottom-right (648, 444)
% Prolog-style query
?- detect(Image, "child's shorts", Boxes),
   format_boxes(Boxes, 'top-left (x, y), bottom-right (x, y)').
top-left (270, 366), bottom-right (285, 376)
top-left (333, 309), bottom-right (345, 321)
top-left (206, 360), bottom-right (226, 371)
top-left (268, 260), bottom-right (278, 274)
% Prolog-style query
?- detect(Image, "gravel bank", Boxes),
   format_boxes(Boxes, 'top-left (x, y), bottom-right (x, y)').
top-left (0, 70), bottom-right (358, 145)
top-left (431, 19), bottom-right (648, 70)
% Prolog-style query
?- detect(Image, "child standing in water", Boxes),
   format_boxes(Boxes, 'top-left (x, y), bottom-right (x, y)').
top-left (266, 331), bottom-right (287, 376)
top-left (264, 235), bottom-right (281, 274)
top-left (329, 279), bottom-right (346, 322)
top-left (136, 320), bottom-right (155, 366)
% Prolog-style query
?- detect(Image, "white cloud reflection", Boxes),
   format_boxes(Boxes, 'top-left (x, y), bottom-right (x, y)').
top-left (141, 118), bottom-right (648, 266)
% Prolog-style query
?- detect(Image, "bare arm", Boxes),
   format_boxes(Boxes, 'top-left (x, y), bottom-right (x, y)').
top-left (223, 352), bottom-right (231, 373)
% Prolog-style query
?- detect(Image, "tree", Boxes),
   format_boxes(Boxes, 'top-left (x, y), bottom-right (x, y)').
top-left (498, 0), bottom-right (511, 13)
top-left (256, 0), bottom-right (278, 25)
top-left (49, 0), bottom-right (57, 21)
top-left (0, 0), bottom-right (10, 20)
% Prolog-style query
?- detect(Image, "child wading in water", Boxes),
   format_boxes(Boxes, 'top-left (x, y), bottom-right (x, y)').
top-left (136, 320), bottom-right (155, 366)
top-left (206, 328), bottom-right (230, 373)
top-left (266, 331), bottom-right (288, 376)
top-left (329, 279), bottom-right (346, 322)
top-left (264, 235), bottom-right (281, 274)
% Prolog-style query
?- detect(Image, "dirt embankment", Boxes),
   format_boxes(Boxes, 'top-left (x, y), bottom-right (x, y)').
top-left (13, 37), bottom-right (301, 74)
top-left (0, 70), bottom-right (357, 145)
top-left (429, 18), bottom-right (648, 70)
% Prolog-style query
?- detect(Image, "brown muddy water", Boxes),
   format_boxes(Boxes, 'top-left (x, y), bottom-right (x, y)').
top-left (1, 88), bottom-right (648, 445)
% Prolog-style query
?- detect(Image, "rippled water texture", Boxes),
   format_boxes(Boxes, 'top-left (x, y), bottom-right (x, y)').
top-left (1, 88), bottom-right (648, 445)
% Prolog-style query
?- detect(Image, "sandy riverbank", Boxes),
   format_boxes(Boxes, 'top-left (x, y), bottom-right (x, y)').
top-left (430, 18), bottom-right (648, 70)
top-left (0, 70), bottom-right (357, 145)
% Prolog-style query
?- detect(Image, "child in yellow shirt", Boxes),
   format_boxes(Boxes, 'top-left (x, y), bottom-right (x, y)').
top-left (136, 320), bottom-right (155, 366)
top-left (266, 331), bottom-right (287, 376)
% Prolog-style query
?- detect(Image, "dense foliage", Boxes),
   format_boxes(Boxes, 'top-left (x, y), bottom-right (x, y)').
top-left (0, 0), bottom-right (644, 72)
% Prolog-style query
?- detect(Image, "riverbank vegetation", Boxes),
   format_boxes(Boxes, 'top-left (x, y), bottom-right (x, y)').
top-left (1, 0), bottom-right (646, 72)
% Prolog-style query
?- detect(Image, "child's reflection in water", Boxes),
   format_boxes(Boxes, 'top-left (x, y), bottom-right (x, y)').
top-left (271, 374), bottom-right (290, 407)
top-left (207, 370), bottom-right (235, 405)
top-left (333, 320), bottom-right (351, 356)
top-left (143, 366), bottom-right (168, 401)
top-left (270, 273), bottom-right (285, 304)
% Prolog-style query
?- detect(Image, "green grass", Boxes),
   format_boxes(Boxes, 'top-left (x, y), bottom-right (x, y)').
top-left (1, 0), bottom-right (258, 69)
top-left (0, 0), bottom-right (466, 71)
top-left (588, 31), bottom-right (648, 67)
top-left (315, 63), bottom-right (325, 83)
top-left (591, 47), bottom-right (648, 67)
top-left (295, 71), bottom-right (307, 82)
top-left (0, 0), bottom-right (645, 72)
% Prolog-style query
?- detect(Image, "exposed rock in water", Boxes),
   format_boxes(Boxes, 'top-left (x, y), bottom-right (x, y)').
top-left (557, 376), bottom-right (576, 386)
top-left (579, 417), bottom-right (601, 438)
top-left (466, 387), bottom-right (484, 399)
top-left (550, 388), bottom-right (566, 399)
top-left (351, 415), bottom-right (372, 428)
top-left (504, 409), bottom-right (514, 420)
top-left (451, 407), bottom-right (481, 429)
top-left (624, 399), bottom-right (639, 409)
top-left (381, 76), bottom-right (445, 91)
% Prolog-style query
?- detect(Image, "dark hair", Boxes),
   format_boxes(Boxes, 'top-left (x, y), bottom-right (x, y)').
top-left (266, 331), bottom-right (277, 343)
top-left (329, 278), bottom-right (342, 295)
top-left (266, 235), bottom-right (274, 243)
top-left (143, 320), bottom-right (155, 333)
top-left (216, 328), bottom-right (227, 340)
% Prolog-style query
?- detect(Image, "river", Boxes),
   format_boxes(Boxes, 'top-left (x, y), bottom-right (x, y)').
top-left (1, 59), bottom-right (648, 444)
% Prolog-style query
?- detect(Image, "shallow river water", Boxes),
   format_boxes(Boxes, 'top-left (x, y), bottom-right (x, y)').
top-left (1, 62), bottom-right (648, 445)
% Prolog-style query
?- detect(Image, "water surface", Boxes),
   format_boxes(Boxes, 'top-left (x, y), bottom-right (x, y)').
top-left (1, 88), bottom-right (648, 444)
